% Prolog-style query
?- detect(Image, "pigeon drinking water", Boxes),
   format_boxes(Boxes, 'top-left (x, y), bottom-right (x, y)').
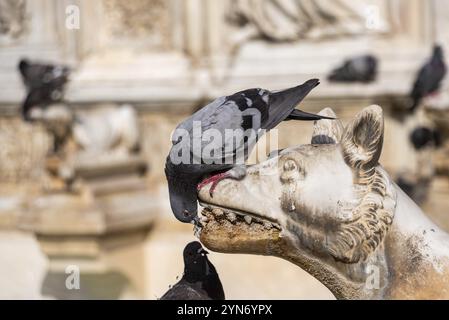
top-left (165, 79), bottom-right (333, 224)
top-left (160, 241), bottom-right (225, 300)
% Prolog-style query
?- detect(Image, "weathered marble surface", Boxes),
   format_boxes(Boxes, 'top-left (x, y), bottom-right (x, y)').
top-left (198, 106), bottom-right (449, 299)
top-left (0, 231), bottom-right (48, 299)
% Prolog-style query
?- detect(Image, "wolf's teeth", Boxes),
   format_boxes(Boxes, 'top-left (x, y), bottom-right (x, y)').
top-left (212, 208), bottom-right (224, 216)
top-left (244, 215), bottom-right (252, 224)
top-left (226, 212), bottom-right (237, 222)
top-left (263, 221), bottom-right (272, 229)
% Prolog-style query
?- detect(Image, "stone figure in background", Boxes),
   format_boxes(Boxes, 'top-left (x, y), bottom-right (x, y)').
top-left (18, 59), bottom-right (142, 190)
top-left (29, 104), bottom-right (142, 190)
top-left (227, 0), bottom-right (391, 43)
top-left (73, 105), bottom-right (140, 160)
top-left (0, 0), bottom-right (26, 39)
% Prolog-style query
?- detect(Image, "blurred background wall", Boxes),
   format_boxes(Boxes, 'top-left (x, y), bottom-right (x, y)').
top-left (1, 0), bottom-right (449, 299)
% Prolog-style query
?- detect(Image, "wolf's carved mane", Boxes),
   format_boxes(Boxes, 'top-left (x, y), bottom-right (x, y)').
top-left (328, 165), bottom-right (396, 263)
top-left (282, 163), bottom-right (396, 264)
top-left (287, 106), bottom-right (397, 264)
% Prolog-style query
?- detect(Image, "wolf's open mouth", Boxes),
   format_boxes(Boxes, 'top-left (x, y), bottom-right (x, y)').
top-left (197, 202), bottom-right (282, 254)
top-left (199, 202), bottom-right (281, 230)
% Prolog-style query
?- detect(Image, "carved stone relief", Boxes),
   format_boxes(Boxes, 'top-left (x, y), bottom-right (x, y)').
top-left (0, 119), bottom-right (50, 182)
top-left (101, 0), bottom-right (171, 49)
top-left (226, 0), bottom-right (392, 42)
top-left (0, 0), bottom-right (27, 39)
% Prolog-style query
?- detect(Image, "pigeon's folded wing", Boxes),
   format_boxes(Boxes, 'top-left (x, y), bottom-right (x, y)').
top-left (160, 282), bottom-right (211, 300)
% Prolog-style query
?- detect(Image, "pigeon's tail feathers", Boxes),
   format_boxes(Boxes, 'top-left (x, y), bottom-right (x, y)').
top-left (264, 79), bottom-right (320, 130)
top-left (287, 109), bottom-right (335, 121)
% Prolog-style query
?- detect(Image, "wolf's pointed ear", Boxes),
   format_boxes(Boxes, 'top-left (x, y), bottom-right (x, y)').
top-left (311, 108), bottom-right (343, 144)
top-left (341, 105), bottom-right (384, 173)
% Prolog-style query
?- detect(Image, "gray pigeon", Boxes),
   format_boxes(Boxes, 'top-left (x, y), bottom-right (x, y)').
top-left (160, 241), bottom-right (225, 300)
top-left (18, 58), bottom-right (70, 121)
top-left (328, 55), bottom-right (378, 83)
top-left (410, 45), bottom-right (447, 111)
top-left (165, 79), bottom-right (332, 223)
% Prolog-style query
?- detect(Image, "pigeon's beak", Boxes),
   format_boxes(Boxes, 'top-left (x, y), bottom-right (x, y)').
top-left (193, 215), bottom-right (202, 227)
top-left (198, 248), bottom-right (209, 255)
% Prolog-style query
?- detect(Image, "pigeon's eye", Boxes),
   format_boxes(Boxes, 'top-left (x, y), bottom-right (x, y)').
top-left (183, 210), bottom-right (190, 217)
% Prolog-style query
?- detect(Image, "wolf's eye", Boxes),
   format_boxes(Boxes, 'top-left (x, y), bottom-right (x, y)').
top-left (283, 159), bottom-right (298, 172)
top-left (281, 159), bottom-right (304, 183)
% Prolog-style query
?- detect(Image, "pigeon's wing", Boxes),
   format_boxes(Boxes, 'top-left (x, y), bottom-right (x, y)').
top-left (203, 260), bottom-right (225, 300)
top-left (160, 281), bottom-right (211, 300)
top-left (21, 64), bottom-right (53, 88)
top-left (21, 89), bottom-right (47, 120)
top-left (412, 64), bottom-right (433, 99)
top-left (170, 94), bottom-right (255, 166)
top-left (21, 63), bottom-right (69, 90)
top-left (196, 98), bottom-right (248, 165)
top-left (429, 61), bottom-right (447, 93)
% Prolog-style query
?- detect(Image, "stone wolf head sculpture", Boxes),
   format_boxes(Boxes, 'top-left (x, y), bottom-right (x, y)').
top-left (198, 106), bottom-right (449, 299)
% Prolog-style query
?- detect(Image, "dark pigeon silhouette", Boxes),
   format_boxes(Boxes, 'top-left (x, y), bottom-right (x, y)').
top-left (18, 58), bottom-right (70, 121)
top-left (328, 55), bottom-right (378, 83)
top-left (165, 79), bottom-right (332, 223)
top-left (409, 45), bottom-right (447, 111)
top-left (410, 126), bottom-right (442, 150)
top-left (160, 241), bottom-right (225, 300)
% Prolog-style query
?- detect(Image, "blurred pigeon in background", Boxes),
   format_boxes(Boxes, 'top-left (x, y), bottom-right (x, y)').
top-left (18, 58), bottom-right (70, 121)
top-left (328, 55), bottom-right (378, 83)
top-left (160, 241), bottom-right (225, 300)
top-left (165, 79), bottom-right (332, 224)
top-left (409, 45), bottom-right (447, 112)
top-left (410, 126), bottom-right (442, 151)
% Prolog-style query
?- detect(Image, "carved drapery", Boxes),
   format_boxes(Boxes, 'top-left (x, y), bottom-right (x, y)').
top-left (0, 0), bottom-right (436, 105)
top-left (226, 0), bottom-right (392, 42)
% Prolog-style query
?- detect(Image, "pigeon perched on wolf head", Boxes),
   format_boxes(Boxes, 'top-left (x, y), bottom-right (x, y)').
top-left (160, 241), bottom-right (225, 300)
top-left (165, 79), bottom-right (333, 223)
top-left (18, 58), bottom-right (70, 121)
top-left (409, 45), bottom-right (447, 112)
